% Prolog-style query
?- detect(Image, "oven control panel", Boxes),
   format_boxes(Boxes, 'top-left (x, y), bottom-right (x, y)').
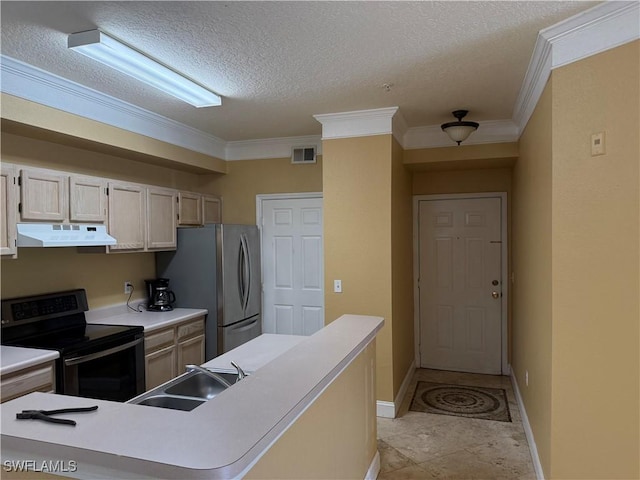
top-left (1, 289), bottom-right (89, 325)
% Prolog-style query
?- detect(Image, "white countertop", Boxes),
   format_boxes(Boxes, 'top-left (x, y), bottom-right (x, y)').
top-left (0, 346), bottom-right (59, 376)
top-left (85, 305), bottom-right (208, 333)
top-left (1, 314), bottom-right (383, 479)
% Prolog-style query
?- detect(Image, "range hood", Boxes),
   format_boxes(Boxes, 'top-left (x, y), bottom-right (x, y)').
top-left (17, 223), bottom-right (117, 247)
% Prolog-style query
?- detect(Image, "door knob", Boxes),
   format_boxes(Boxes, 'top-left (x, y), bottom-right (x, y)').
top-left (492, 291), bottom-right (500, 299)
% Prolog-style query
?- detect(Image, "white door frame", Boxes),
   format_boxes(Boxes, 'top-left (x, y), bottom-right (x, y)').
top-left (413, 192), bottom-right (509, 375)
top-left (256, 192), bottom-right (324, 330)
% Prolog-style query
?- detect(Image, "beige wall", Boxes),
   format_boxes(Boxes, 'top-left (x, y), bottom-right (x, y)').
top-left (513, 41), bottom-right (640, 479)
top-left (412, 167), bottom-right (511, 195)
top-left (245, 341), bottom-right (377, 479)
top-left (549, 41), bottom-right (639, 479)
top-left (200, 157), bottom-right (323, 225)
top-left (1, 132), bottom-right (205, 307)
top-left (322, 135), bottom-right (394, 402)
top-left (512, 82), bottom-right (554, 476)
top-left (391, 137), bottom-right (415, 394)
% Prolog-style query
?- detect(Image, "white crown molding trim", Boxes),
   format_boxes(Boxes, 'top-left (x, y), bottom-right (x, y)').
top-left (513, 1), bottom-right (639, 133)
top-left (0, 55), bottom-right (227, 159)
top-left (225, 134), bottom-right (322, 161)
top-left (313, 107), bottom-right (399, 140)
top-left (392, 109), bottom-right (409, 147)
top-left (403, 119), bottom-right (519, 150)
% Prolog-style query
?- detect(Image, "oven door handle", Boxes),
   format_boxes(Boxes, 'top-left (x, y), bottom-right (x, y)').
top-left (63, 337), bottom-right (143, 366)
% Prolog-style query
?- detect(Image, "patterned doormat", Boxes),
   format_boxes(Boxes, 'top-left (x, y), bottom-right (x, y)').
top-left (409, 381), bottom-right (512, 422)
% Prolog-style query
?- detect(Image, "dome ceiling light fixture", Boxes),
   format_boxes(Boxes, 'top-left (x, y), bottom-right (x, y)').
top-left (441, 110), bottom-right (479, 145)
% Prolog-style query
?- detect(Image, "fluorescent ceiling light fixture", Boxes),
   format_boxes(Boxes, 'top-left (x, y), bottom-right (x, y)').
top-left (68, 29), bottom-right (221, 107)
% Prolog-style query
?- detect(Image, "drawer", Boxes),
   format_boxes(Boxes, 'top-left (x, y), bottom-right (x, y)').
top-left (145, 328), bottom-right (175, 353)
top-left (1, 363), bottom-right (55, 403)
top-left (177, 318), bottom-right (205, 340)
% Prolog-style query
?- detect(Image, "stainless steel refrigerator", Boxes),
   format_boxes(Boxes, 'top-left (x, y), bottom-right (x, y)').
top-left (156, 224), bottom-right (261, 360)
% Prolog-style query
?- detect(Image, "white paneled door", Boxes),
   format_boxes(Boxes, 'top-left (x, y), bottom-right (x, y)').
top-left (261, 196), bottom-right (324, 335)
top-left (418, 197), bottom-right (503, 374)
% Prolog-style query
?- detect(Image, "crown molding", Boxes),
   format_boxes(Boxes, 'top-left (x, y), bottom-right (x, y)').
top-left (513, 1), bottom-right (639, 133)
top-left (225, 134), bottom-right (322, 161)
top-left (1, 2), bottom-right (637, 158)
top-left (313, 107), bottom-right (400, 140)
top-left (403, 119), bottom-right (519, 150)
top-left (0, 55), bottom-right (227, 159)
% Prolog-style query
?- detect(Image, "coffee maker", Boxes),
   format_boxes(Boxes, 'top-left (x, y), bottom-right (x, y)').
top-left (145, 278), bottom-right (176, 312)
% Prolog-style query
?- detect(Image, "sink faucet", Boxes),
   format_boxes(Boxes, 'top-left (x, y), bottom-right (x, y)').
top-left (231, 361), bottom-right (248, 380)
top-left (185, 365), bottom-right (233, 388)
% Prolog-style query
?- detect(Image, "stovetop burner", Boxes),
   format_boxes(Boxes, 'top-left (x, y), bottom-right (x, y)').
top-left (1, 289), bottom-right (142, 354)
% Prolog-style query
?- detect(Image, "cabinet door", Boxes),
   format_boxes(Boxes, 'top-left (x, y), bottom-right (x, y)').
top-left (202, 195), bottom-right (222, 224)
top-left (145, 345), bottom-right (177, 391)
top-left (146, 187), bottom-right (177, 250)
top-left (1, 362), bottom-right (55, 403)
top-left (0, 163), bottom-right (18, 257)
top-left (20, 168), bottom-right (68, 221)
top-left (177, 191), bottom-right (202, 226)
top-left (107, 182), bottom-right (146, 251)
top-left (70, 175), bottom-right (107, 223)
top-left (177, 335), bottom-right (205, 373)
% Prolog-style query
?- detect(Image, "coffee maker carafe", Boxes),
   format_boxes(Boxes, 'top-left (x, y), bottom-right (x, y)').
top-left (145, 278), bottom-right (176, 312)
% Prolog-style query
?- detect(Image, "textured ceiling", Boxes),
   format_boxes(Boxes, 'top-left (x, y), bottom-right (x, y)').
top-left (1, 1), bottom-right (598, 142)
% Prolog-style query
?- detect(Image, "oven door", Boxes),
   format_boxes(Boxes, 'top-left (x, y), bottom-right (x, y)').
top-left (62, 333), bottom-right (145, 402)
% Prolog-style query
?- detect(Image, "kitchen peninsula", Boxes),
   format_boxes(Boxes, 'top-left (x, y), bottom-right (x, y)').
top-left (1, 314), bottom-right (383, 479)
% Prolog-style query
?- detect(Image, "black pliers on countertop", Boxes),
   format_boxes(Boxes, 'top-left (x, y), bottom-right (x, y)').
top-left (16, 405), bottom-right (98, 426)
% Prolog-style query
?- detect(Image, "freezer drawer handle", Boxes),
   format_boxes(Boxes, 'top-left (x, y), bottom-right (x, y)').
top-left (230, 319), bottom-right (259, 333)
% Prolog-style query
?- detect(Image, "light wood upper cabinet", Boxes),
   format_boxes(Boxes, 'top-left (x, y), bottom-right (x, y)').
top-left (146, 187), bottom-right (177, 250)
top-left (69, 174), bottom-right (107, 223)
top-left (177, 191), bottom-right (202, 226)
top-left (19, 168), bottom-right (68, 222)
top-left (202, 194), bottom-right (222, 224)
top-left (1, 163), bottom-right (18, 257)
top-left (107, 181), bottom-right (146, 251)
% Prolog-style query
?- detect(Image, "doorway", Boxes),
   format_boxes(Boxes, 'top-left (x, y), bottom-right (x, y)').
top-left (414, 193), bottom-right (508, 374)
top-left (257, 193), bottom-right (324, 335)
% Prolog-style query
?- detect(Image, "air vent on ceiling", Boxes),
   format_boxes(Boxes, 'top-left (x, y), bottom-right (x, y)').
top-left (292, 146), bottom-right (317, 164)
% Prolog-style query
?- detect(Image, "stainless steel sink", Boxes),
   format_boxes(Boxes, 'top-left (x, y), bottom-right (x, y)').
top-left (137, 395), bottom-right (205, 411)
top-left (165, 372), bottom-right (239, 399)
top-left (127, 368), bottom-right (241, 411)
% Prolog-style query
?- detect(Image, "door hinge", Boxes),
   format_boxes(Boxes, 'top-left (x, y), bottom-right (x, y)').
top-left (17, 176), bottom-right (21, 187)
top-left (18, 202), bottom-right (22, 214)
top-left (106, 187), bottom-right (109, 196)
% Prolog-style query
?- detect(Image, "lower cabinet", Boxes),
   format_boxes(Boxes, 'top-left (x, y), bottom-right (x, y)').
top-left (1, 361), bottom-right (56, 403)
top-left (144, 316), bottom-right (205, 391)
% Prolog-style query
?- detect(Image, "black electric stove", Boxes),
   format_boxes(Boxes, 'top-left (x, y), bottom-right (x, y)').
top-left (1, 289), bottom-right (145, 402)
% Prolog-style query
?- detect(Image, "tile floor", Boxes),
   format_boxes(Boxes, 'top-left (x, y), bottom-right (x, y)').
top-left (377, 369), bottom-right (536, 479)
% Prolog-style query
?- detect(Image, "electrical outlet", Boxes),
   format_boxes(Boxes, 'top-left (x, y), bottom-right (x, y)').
top-left (124, 281), bottom-right (133, 295)
top-left (333, 279), bottom-right (342, 293)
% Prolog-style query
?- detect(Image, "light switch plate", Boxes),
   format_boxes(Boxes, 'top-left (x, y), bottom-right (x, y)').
top-left (591, 132), bottom-right (605, 156)
top-left (333, 280), bottom-right (342, 293)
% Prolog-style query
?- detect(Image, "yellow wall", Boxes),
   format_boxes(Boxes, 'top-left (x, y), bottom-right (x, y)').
top-left (200, 156), bottom-right (323, 225)
top-left (512, 82), bottom-right (554, 476)
top-left (513, 41), bottom-right (640, 479)
top-left (549, 41), bottom-right (639, 479)
top-left (245, 341), bottom-right (377, 479)
top-left (412, 167), bottom-right (511, 195)
top-left (391, 137), bottom-right (415, 395)
top-left (322, 135), bottom-right (394, 401)
top-left (1, 132), bottom-right (206, 307)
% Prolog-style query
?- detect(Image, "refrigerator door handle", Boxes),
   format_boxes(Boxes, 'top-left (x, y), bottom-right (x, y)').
top-left (243, 234), bottom-right (251, 311)
top-left (238, 239), bottom-right (246, 309)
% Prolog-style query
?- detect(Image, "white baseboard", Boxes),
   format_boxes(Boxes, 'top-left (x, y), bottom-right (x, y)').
top-left (376, 360), bottom-right (416, 418)
top-left (510, 367), bottom-right (545, 480)
top-left (364, 450), bottom-right (380, 480)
